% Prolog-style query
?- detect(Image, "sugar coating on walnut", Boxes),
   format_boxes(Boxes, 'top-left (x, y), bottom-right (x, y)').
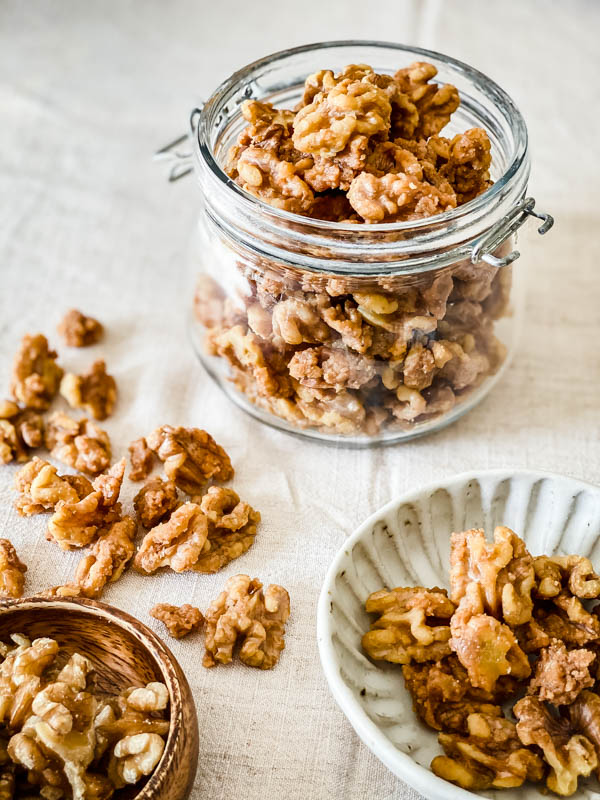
top-left (57, 309), bottom-right (103, 347)
top-left (535, 554), bottom-right (600, 599)
top-left (46, 458), bottom-right (125, 550)
top-left (362, 586), bottom-right (455, 665)
top-left (73, 516), bottom-right (137, 598)
top-left (128, 436), bottom-right (155, 482)
top-left (133, 502), bottom-right (208, 574)
top-left (14, 457), bottom-right (93, 516)
top-left (203, 574), bottom-right (290, 669)
top-left (45, 411), bottom-right (112, 475)
top-left (133, 476), bottom-right (178, 529)
top-left (147, 425), bottom-right (233, 494)
top-left (10, 333), bottom-right (63, 411)
top-left (528, 640), bottom-right (595, 706)
top-left (150, 603), bottom-right (204, 639)
top-left (0, 539), bottom-right (27, 599)
top-left (60, 359), bottom-right (117, 421)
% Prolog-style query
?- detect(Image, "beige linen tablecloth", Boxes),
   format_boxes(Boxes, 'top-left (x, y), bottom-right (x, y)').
top-left (1, 1), bottom-right (599, 797)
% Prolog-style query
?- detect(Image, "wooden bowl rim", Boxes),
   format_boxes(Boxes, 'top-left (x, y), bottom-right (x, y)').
top-left (0, 596), bottom-right (197, 799)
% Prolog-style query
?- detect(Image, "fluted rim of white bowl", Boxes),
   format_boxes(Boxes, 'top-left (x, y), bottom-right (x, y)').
top-left (316, 468), bottom-right (600, 800)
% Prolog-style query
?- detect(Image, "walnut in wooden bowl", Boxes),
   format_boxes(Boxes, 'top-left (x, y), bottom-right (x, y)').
top-left (0, 597), bottom-right (198, 800)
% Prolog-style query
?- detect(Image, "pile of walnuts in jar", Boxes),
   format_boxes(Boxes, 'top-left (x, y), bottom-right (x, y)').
top-left (194, 61), bottom-right (512, 437)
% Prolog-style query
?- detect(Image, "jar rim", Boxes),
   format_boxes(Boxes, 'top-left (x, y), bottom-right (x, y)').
top-left (195, 39), bottom-right (529, 235)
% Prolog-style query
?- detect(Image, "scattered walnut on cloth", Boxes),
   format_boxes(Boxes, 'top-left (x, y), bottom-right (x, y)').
top-left (150, 603), bottom-right (204, 639)
top-left (128, 436), bottom-right (155, 481)
top-left (147, 425), bottom-right (234, 494)
top-left (46, 458), bottom-right (126, 550)
top-left (10, 333), bottom-right (63, 410)
top-left (70, 515), bottom-right (137, 598)
top-left (133, 476), bottom-right (179, 529)
top-left (133, 501), bottom-right (209, 574)
top-left (203, 574), bottom-right (290, 669)
top-left (0, 539), bottom-right (27, 599)
top-left (60, 358), bottom-right (117, 420)
top-left (57, 308), bottom-right (103, 347)
top-left (13, 456), bottom-right (93, 516)
top-left (45, 411), bottom-right (112, 475)
top-left (0, 399), bottom-right (44, 464)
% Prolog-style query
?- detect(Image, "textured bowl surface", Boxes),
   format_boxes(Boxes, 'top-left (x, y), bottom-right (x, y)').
top-left (0, 597), bottom-right (199, 800)
top-left (317, 469), bottom-right (600, 800)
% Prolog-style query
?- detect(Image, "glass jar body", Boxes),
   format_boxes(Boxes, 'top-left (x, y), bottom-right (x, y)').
top-left (190, 216), bottom-right (524, 444)
top-left (188, 41), bottom-right (532, 445)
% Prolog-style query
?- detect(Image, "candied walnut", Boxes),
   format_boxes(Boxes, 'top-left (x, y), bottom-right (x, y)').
top-left (394, 61), bottom-right (460, 139)
top-left (60, 359), bottom-right (117, 421)
top-left (128, 437), bottom-right (154, 482)
top-left (534, 591), bottom-right (600, 646)
top-left (203, 575), bottom-right (290, 669)
top-left (450, 526), bottom-right (535, 627)
top-left (57, 309), bottom-right (103, 347)
top-left (10, 334), bottom-right (63, 410)
top-left (208, 324), bottom-right (290, 398)
top-left (72, 517), bottom-right (137, 598)
top-left (0, 539), bottom-right (27, 599)
top-left (347, 171), bottom-right (456, 223)
top-left (293, 71), bottom-right (391, 157)
top-left (271, 297), bottom-right (330, 345)
top-left (401, 656), bottom-right (510, 733)
top-left (147, 425), bottom-right (233, 494)
top-left (150, 603), bottom-right (204, 639)
top-left (0, 402), bottom-right (44, 464)
top-left (443, 129), bottom-right (492, 204)
top-left (109, 732), bottom-right (165, 788)
top-left (570, 691), bottom-right (600, 779)
top-left (302, 135), bottom-right (369, 193)
top-left (362, 586), bottom-right (455, 665)
top-left (450, 582), bottom-right (530, 692)
top-left (432, 712), bottom-right (544, 790)
top-left (46, 459), bottom-right (125, 550)
top-left (402, 343), bottom-right (436, 391)
top-left (0, 636), bottom-right (59, 728)
top-left (45, 412), bottom-right (111, 475)
top-left (528, 640), bottom-right (595, 705)
top-left (320, 299), bottom-right (373, 353)
top-left (133, 502), bottom-right (208, 574)
top-left (294, 383), bottom-right (366, 434)
top-left (514, 695), bottom-right (597, 797)
top-left (535, 554), bottom-right (600, 599)
top-left (288, 345), bottom-right (376, 391)
top-left (192, 486), bottom-right (261, 573)
top-left (514, 617), bottom-right (551, 653)
top-left (133, 477), bottom-right (178, 529)
top-left (14, 457), bottom-right (92, 516)
top-left (236, 147), bottom-right (314, 214)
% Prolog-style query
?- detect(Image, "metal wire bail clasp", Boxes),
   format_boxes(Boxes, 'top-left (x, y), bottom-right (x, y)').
top-left (154, 106), bottom-right (204, 182)
top-left (471, 197), bottom-right (554, 267)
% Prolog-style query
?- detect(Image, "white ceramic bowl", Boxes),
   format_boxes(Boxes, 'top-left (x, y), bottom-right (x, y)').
top-left (317, 469), bottom-right (600, 800)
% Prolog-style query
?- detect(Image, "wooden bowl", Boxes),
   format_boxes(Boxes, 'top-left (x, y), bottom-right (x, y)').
top-left (0, 597), bottom-right (199, 800)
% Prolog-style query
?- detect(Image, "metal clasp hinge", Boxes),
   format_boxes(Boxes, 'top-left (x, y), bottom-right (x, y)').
top-left (154, 106), bottom-right (204, 182)
top-left (471, 197), bottom-right (554, 267)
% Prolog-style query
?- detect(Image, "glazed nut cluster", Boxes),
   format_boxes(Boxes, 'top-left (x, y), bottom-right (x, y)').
top-left (0, 634), bottom-right (169, 800)
top-left (227, 62), bottom-right (490, 222)
top-left (194, 61), bottom-right (510, 438)
top-left (362, 526), bottom-right (600, 796)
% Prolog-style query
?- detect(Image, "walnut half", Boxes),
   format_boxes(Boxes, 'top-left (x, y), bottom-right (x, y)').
top-left (0, 539), bottom-right (27, 599)
top-left (150, 603), bottom-right (204, 639)
top-left (203, 574), bottom-right (290, 669)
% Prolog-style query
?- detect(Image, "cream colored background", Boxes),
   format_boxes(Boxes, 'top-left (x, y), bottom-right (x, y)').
top-left (1, 1), bottom-right (599, 798)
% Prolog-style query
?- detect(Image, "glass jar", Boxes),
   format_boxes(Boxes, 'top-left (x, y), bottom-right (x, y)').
top-left (164, 41), bottom-right (553, 445)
